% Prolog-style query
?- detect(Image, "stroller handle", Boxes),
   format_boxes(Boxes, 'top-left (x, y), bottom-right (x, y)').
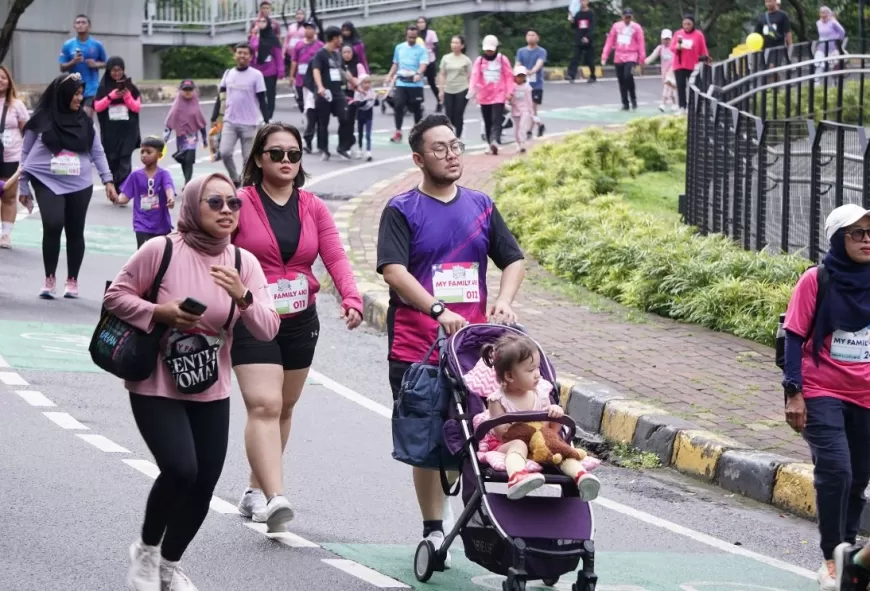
top-left (474, 411), bottom-right (577, 443)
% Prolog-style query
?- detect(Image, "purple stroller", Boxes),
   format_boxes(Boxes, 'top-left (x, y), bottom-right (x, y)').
top-left (413, 324), bottom-right (598, 591)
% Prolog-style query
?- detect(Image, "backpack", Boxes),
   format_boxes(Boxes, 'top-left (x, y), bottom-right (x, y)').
top-left (775, 264), bottom-right (830, 369)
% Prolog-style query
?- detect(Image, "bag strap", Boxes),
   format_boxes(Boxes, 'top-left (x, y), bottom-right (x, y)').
top-left (0, 100), bottom-right (10, 135)
top-left (146, 236), bottom-right (173, 303)
top-left (806, 263), bottom-right (830, 339)
top-left (221, 246), bottom-right (242, 331)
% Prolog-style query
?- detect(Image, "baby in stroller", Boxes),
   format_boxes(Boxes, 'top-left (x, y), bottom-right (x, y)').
top-left (477, 333), bottom-right (601, 501)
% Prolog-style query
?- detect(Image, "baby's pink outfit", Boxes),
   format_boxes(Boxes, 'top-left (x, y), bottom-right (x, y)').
top-left (509, 82), bottom-right (536, 149)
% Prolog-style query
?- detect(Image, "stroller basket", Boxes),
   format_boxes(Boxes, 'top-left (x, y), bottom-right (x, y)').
top-left (412, 323), bottom-right (598, 591)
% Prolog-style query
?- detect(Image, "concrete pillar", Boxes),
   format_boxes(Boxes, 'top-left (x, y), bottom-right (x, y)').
top-left (463, 14), bottom-right (481, 61)
top-left (142, 45), bottom-right (162, 80)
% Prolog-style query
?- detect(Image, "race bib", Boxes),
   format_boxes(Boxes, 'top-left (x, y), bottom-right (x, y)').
top-left (618, 27), bottom-right (633, 46)
top-left (528, 71), bottom-right (538, 83)
top-left (329, 67), bottom-right (342, 82)
top-left (289, 38), bottom-right (300, 49)
top-left (298, 63), bottom-right (308, 75)
top-left (139, 194), bottom-right (159, 212)
top-left (579, 19), bottom-right (589, 29)
top-left (108, 105), bottom-right (129, 121)
top-left (681, 38), bottom-right (694, 50)
top-left (483, 61), bottom-right (501, 83)
top-left (49, 151), bottom-right (81, 176)
top-left (662, 48), bottom-right (673, 61)
top-left (269, 274), bottom-right (309, 315)
top-left (1, 128), bottom-right (14, 146)
top-left (432, 262), bottom-right (480, 303)
top-left (830, 328), bottom-right (870, 363)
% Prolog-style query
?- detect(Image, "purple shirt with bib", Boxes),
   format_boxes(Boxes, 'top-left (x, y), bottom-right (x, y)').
top-left (120, 167), bottom-right (175, 235)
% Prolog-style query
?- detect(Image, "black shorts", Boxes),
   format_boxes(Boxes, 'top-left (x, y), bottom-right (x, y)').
top-left (231, 305), bottom-right (320, 370)
top-left (388, 360), bottom-right (412, 402)
top-left (135, 231), bottom-right (169, 249)
top-left (531, 88), bottom-right (543, 105)
top-left (0, 161), bottom-right (18, 179)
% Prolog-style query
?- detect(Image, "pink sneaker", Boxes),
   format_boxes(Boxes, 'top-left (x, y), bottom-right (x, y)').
top-left (0, 233), bottom-right (10, 249)
top-left (39, 276), bottom-right (56, 299)
top-left (507, 470), bottom-right (545, 500)
top-left (63, 277), bottom-right (79, 299)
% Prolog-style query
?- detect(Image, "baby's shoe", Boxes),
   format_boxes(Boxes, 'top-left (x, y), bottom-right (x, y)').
top-left (507, 470), bottom-right (545, 500)
top-left (575, 471), bottom-right (601, 502)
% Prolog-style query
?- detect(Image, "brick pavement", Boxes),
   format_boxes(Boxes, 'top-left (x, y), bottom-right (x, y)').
top-left (346, 150), bottom-right (808, 462)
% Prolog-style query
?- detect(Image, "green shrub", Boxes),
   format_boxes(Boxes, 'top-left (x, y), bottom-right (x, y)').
top-left (160, 46), bottom-right (235, 80)
top-left (494, 117), bottom-right (812, 347)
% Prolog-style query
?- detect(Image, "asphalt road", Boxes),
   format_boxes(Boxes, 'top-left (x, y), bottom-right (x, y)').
top-left (0, 77), bottom-right (827, 591)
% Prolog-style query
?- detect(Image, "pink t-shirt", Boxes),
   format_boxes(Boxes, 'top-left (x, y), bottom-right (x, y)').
top-left (103, 234), bottom-right (280, 402)
top-left (784, 266), bottom-right (870, 408)
top-left (0, 98), bottom-right (30, 163)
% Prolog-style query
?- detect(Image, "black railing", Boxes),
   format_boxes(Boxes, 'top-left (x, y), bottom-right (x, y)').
top-left (683, 38), bottom-right (870, 261)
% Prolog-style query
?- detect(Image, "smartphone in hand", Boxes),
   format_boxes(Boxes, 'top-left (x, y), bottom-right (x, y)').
top-left (179, 297), bottom-right (207, 316)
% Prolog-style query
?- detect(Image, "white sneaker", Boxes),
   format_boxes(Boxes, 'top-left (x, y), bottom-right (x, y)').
top-left (365, 150), bottom-right (372, 162)
top-left (238, 487), bottom-right (268, 522)
top-left (264, 494), bottom-right (295, 533)
top-left (160, 560), bottom-right (198, 591)
top-left (125, 539), bottom-right (160, 591)
top-left (817, 560), bottom-right (836, 591)
top-left (425, 531), bottom-right (452, 570)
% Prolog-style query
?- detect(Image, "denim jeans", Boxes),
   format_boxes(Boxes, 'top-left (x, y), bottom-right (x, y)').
top-left (803, 395), bottom-right (870, 559)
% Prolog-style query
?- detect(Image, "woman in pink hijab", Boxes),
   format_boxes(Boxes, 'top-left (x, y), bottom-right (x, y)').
top-left (164, 79), bottom-right (208, 189)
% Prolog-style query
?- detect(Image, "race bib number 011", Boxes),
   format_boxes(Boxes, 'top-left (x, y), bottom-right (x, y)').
top-left (432, 262), bottom-right (480, 303)
top-left (108, 105), bottom-right (129, 121)
top-left (830, 327), bottom-right (870, 363)
top-left (269, 275), bottom-right (309, 315)
top-left (50, 151), bottom-right (81, 176)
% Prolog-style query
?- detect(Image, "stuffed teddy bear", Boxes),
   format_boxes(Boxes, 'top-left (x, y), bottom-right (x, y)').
top-left (503, 421), bottom-right (586, 466)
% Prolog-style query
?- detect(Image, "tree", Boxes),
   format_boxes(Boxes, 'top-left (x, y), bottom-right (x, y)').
top-left (0, 0), bottom-right (36, 64)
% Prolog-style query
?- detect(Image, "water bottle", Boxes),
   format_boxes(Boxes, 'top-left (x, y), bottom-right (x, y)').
top-left (775, 312), bottom-right (786, 370)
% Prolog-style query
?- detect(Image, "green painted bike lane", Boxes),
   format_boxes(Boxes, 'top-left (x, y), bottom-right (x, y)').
top-left (320, 543), bottom-right (816, 591)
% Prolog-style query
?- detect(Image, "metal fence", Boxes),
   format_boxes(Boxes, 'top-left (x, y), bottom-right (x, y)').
top-left (683, 38), bottom-right (870, 261)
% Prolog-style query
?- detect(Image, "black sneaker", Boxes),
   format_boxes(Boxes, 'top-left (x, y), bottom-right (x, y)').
top-left (537, 123), bottom-right (545, 138)
top-left (835, 543), bottom-right (870, 591)
top-left (337, 149), bottom-right (352, 161)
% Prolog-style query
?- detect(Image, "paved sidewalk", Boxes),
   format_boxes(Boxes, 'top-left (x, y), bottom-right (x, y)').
top-left (342, 148), bottom-right (806, 462)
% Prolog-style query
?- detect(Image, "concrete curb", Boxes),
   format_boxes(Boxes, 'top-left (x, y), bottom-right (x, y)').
top-left (321, 147), bottom-right (821, 523)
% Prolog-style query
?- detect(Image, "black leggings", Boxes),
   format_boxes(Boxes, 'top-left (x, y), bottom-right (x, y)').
top-left (425, 62), bottom-right (439, 104)
top-left (176, 148), bottom-right (197, 186)
top-left (264, 75), bottom-right (278, 122)
top-left (481, 103), bottom-right (505, 145)
top-left (443, 90), bottom-right (468, 138)
top-left (130, 393), bottom-right (230, 562)
top-left (32, 178), bottom-right (92, 280)
top-left (675, 69), bottom-right (691, 109)
top-left (107, 154), bottom-right (133, 188)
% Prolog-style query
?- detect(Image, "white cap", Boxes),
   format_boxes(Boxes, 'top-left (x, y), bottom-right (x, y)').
top-left (482, 35), bottom-right (499, 52)
top-left (513, 64), bottom-right (528, 76)
top-left (661, 28), bottom-right (672, 39)
top-left (826, 203), bottom-right (870, 242)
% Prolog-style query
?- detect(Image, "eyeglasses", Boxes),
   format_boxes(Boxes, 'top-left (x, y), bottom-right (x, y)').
top-left (202, 195), bottom-right (243, 212)
top-left (262, 148), bottom-right (303, 163)
top-left (846, 228), bottom-right (870, 241)
top-left (430, 141), bottom-right (465, 160)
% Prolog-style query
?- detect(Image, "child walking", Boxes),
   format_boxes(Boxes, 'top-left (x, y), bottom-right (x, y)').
top-left (163, 79), bottom-right (208, 189)
top-left (354, 74), bottom-right (378, 162)
top-left (109, 136), bottom-right (176, 249)
top-left (479, 334), bottom-right (601, 501)
top-left (508, 66), bottom-right (535, 153)
top-left (645, 29), bottom-right (677, 112)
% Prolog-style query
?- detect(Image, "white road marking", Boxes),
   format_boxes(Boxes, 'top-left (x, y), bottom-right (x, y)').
top-left (0, 354), bottom-right (9, 367)
top-left (43, 411), bottom-right (89, 430)
top-left (122, 458), bottom-right (161, 478)
top-left (321, 559), bottom-right (410, 588)
top-left (0, 371), bottom-right (28, 386)
top-left (209, 496), bottom-right (241, 514)
top-left (244, 522), bottom-right (320, 547)
top-left (307, 369), bottom-right (816, 580)
top-left (76, 433), bottom-right (130, 453)
top-left (15, 390), bottom-right (56, 407)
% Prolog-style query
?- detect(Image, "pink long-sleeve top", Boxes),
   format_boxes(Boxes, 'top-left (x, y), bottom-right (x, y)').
top-left (645, 44), bottom-right (674, 80)
top-left (94, 89), bottom-right (141, 114)
top-left (602, 21), bottom-right (646, 65)
top-left (233, 185), bottom-right (363, 318)
top-left (250, 35), bottom-right (286, 79)
top-left (468, 54), bottom-right (515, 105)
top-left (670, 28), bottom-right (709, 72)
top-left (509, 82), bottom-right (535, 116)
top-left (103, 234), bottom-right (280, 402)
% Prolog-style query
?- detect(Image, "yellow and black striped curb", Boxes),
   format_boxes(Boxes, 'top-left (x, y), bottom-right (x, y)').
top-left (322, 157), bottom-right (819, 524)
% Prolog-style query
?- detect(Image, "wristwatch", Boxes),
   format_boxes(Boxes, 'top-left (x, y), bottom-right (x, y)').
top-left (236, 289), bottom-right (253, 311)
top-left (783, 381), bottom-right (802, 398)
top-left (429, 301), bottom-right (445, 320)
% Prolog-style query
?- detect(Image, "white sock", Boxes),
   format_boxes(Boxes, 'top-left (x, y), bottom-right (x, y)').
top-left (1, 221), bottom-right (12, 234)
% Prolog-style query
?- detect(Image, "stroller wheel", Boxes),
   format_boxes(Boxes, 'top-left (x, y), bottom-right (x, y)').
top-left (542, 578), bottom-right (559, 587)
top-left (414, 539), bottom-right (436, 582)
top-left (502, 580), bottom-right (526, 591)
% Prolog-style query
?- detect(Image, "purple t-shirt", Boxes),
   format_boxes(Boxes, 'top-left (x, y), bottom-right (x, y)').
top-left (220, 67), bottom-right (267, 126)
top-left (120, 168), bottom-right (175, 235)
top-left (292, 40), bottom-right (324, 87)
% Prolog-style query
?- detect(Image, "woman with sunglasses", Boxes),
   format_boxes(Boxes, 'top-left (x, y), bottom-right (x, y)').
top-left (782, 203), bottom-right (870, 590)
top-left (230, 123), bottom-right (363, 530)
top-left (105, 172), bottom-right (279, 591)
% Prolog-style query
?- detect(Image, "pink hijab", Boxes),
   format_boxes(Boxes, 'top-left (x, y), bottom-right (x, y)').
top-left (176, 173), bottom-right (236, 256)
top-left (164, 80), bottom-right (207, 137)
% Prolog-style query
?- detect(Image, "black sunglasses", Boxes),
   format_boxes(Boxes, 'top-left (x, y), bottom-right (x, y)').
top-left (846, 228), bottom-right (870, 242)
top-left (262, 148), bottom-right (303, 163)
top-left (202, 195), bottom-right (243, 212)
